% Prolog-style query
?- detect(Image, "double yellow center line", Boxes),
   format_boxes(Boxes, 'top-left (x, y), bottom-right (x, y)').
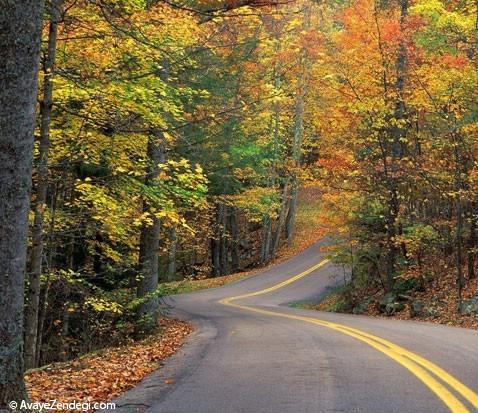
top-left (219, 259), bottom-right (478, 413)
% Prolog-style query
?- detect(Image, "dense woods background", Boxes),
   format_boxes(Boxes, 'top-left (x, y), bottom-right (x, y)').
top-left (0, 0), bottom-right (477, 405)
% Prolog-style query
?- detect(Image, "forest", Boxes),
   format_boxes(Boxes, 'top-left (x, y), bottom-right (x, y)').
top-left (0, 0), bottom-right (477, 407)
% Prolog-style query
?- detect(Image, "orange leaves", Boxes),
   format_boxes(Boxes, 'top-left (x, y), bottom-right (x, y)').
top-left (317, 154), bottom-right (355, 174)
top-left (26, 319), bottom-right (193, 412)
top-left (441, 53), bottom-right (468, 69)
top-left (296, 29), bottom-right (325, 60)
top-left (381, 20), bottom-right (402, 43)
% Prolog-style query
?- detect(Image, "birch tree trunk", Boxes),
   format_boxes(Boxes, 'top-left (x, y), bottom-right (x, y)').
top-left (0, 0), bottom-right (44, 405)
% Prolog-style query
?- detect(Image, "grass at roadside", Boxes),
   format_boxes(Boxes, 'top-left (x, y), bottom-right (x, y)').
top-left (158, 271), bottom-right (254, 295)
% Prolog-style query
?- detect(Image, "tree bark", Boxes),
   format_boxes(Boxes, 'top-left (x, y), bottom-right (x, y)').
top-left (211, 203), bottom-right (229, 276)
top-left (261, 214), bottom-right (272, 265)
top-left (383, 0), bottom-right (409, 291)
top-left (229, 207), bottom-right (240, 272)
top-left (211, 203), bottom-right (221, 277)
top-left (0, 0), bottom-right (44, 405)
top-left (25, 0), bottom-right (63, 370)
top-left (167, 227), bottom-right (177, 282)
top-left (285, 4), bottom-right (310, 244)
top-left (137, 134), bottom-right (165, 333)
top-left (454, 137), bottom-right (464, 308)
top-left (467, 202), bottom-right (476, 279)
top-left (271, 182), bottom-right (291, 259)
top-left (219, 204), bottom-right (229, 275)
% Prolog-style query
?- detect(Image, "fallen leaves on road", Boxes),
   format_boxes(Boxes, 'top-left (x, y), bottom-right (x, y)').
top-left (25, 318), bottom-right (193, 411)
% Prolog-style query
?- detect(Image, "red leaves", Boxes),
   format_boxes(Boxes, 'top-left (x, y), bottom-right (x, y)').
top-left (26, 319), bottom-right (193, 412)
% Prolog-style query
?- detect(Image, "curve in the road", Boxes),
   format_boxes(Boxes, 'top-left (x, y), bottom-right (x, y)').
top-left (220, 259), bottom-right (478, 413)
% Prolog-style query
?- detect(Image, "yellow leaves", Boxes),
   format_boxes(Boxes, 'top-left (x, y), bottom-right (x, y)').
top-left (163, 131), bottom-right (174, 142)
top-left (83, 297), bottom-right (124, 315)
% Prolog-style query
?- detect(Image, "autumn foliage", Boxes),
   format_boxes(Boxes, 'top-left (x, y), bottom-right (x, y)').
top-left (15, 0), bottom-right (478, 403)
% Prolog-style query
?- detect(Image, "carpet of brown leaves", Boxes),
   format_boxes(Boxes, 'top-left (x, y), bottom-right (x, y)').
top-left (314, 273), bottom-right (478, 331)
top-left (26, 318), bottom-right (192, 410)
top-left (365, 274), bottom-right (478, 330)
top-left (278, 186), bottom-right (327, 260)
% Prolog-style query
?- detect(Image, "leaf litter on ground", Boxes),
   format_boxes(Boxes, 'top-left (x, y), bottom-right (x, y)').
top-left (26, 318), bottom-right (192, 411)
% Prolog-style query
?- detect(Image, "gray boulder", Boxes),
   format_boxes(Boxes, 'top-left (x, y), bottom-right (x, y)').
top-left (410, 300), bottom-right (425, 318)
top-left (460, 296), bottom-right (478, 315)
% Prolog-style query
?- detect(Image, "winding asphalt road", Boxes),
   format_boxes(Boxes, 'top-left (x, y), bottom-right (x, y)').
top-left (111, 240), bottom-right (478, 413)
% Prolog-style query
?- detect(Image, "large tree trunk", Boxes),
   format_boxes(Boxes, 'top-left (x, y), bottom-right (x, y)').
top-left (25, 0), bottom-right (63, 370)
top-left (137, 134), bottom-right (165, 333)
top-left (0, 0), bottom-right (44, 405)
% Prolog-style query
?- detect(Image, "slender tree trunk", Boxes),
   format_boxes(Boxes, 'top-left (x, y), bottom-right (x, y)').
top-left (456, 196), bottom-right (464, 306)
top-left (286, 90), bottom-right (306, 243)
top-left (36, 182), bottom-right (58, 366)
top-left (261, 214), bottom-right (272, 265)
top-left (385, 190), bottom-right (399, 291)
top-left (271, 182), bottom-right (291, 259)
top-left (211, 236), bottom-right (221, 277)
top-left (137, 134), bottom-right (165, 333)
top-left (211, 203), bottom-right (229, 276)
top-left (286, 4), bottom-right (311, 244)
top-left (229, 207), bottom-right (240, 272)
top-left (0, 0), bottom-right (44, 405)
top-left (286, 185), bottom-right (299, 244)
top-left (25, 0), bottom-right (62, 370)
top-left (383, 0), bottom-right (409, 292)
top-left (211, 203), bottom-right (221, 277)
top-left (454, 138), bottom-right (464, 308)
top-left (219, 204), bottom-right (229, 275)
top-left (392, 0), bottom-right (409, 158)
top-left (467, 202), bottom-right (476, 279)
top-left (286, 92), bottom-right (304, 242)
top-left (167, 227), bottom-right (177, 282)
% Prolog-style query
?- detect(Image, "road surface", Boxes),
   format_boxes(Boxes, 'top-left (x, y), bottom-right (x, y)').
top-left (112, 240), bottom-right (478, 413)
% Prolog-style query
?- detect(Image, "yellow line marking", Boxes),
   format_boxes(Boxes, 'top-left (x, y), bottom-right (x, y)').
top-left (219, 259), bottom-right (478, 413)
